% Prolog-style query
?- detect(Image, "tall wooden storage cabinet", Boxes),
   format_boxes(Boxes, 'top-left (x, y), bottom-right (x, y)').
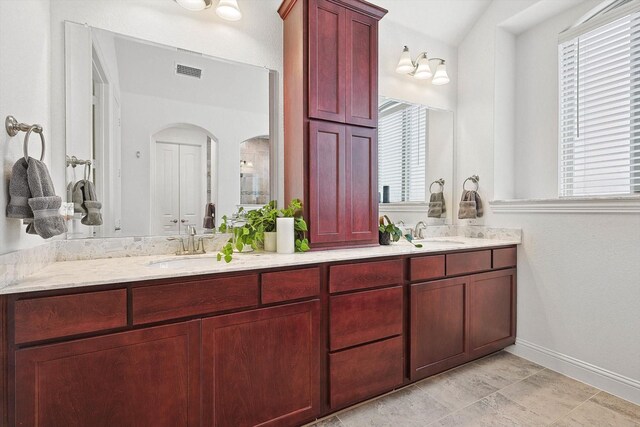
top-left (279, 0), bottom-right (387, 249)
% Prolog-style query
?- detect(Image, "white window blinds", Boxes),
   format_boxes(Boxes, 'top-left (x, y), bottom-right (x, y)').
top-left (378, 101), bottom-right (427, 203)
top-left (559, 9), bottom-right (640, 197)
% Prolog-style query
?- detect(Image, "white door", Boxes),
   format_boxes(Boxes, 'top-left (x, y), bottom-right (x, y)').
top-left (155, 143), bottom-right (181, 235)
top-left (179, 144), bottom-right (203, 230)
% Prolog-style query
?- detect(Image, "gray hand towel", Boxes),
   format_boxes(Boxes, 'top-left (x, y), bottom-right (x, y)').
top-left (81, 180), bottom-right (103, 226)
top-left (428, 192), bottom-right (446, 218)
top-left (72, 180), bottom-right (87, 215)
top-left (6, 158), bottom-right (33, 219)
top-left (458, 190), bottom-right (484, 219)
top-left (26, 157), bottom-right (67, 239)
top-left (203, 203), bottom-right (215, 229)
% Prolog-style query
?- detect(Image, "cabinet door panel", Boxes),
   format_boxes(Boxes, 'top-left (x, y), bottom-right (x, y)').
top-left (309, 0), bottom-right (346, 122)
top-left (202, 301), bottom-right (320, 427)
top-left (15, 321), bottom-right (200, 427)
top-left (345, 10), bottom-right (378, 127)
top-left (309, 121), bottom-right (346, 244)
top-left (469, 269), bottom-right (516, 358)
top-left (345, 126), bottom-right (378, 242)
top-left (410, 278), bottom-right (469, 380)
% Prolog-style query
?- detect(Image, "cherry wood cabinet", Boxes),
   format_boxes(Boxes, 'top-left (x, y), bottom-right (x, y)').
top-left (14, 321), bottom-right (200, 427)
top-left (201, 301), bottom-right (320, 427)
top-left (280, 0), bottom-right (386, 249)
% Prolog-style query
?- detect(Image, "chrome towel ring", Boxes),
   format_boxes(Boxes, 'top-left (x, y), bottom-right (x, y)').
top-left (463, 175), bottom-right (480, 192)
top-left (5, 116), bottom-right (45, 162)
top-left (429, 178), bottom-right (445, 193)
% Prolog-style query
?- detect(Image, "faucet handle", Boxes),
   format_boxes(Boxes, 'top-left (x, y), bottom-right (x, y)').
top-left (186, 225), bottom-right (197, 236)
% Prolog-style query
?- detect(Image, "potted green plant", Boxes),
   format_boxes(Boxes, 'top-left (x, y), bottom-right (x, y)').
top-left (378, 215), bottom-right (402, 245)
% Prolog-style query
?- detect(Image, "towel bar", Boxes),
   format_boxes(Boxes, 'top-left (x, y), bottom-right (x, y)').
top-left (5, 116), bottom-right (46, 162)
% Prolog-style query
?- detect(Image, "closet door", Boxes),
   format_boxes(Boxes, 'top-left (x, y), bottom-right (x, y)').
top-left (345, 10), bottom-right (378, 127)
top-left (178, 144), bottom-right (203, 231)
top-left (155, 143), bottom-right (181, 235)
top-left (308, 0), bottom-right (346, 123)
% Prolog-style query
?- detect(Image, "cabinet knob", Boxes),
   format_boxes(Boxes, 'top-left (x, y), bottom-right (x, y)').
top-left (171, 219), bottom-right (178, 224)
top-left (181, 219), bottom-right (187, 223)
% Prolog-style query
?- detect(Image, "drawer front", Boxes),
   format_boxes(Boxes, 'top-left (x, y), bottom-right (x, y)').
top-left (409, 255), bottom-right (445, 282)
top-left (493, 247), bottom-right (517, 269)
top-left (330, 286), bottom-right (403, 350)
top-left (14, 290), bottom-right (127, 344)
top-left (261, 267), bottom-right (320, 304)
top-left (329, 336), bottom-right (403, 408)
top-left (446, 250), bottom-right (491, 276)
top-left (329, 259), bottom-right (403, 293)
top-left (132, 275), bottom-right (259, 325)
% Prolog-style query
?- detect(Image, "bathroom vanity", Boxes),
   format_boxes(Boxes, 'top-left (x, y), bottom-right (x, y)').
top-left (0, 241), bottom-right (517, 426)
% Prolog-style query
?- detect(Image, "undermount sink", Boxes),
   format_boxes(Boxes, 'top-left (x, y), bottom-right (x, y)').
top-left (147, 256), bottom-right (219, 269)
top-left (412, 238), bottom-right (467, 245)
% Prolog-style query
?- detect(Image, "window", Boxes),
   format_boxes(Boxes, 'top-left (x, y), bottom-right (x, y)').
top-left (378, 100), bottom-right (427, 203)
top-left (559, 6), bottom-right (640, 197)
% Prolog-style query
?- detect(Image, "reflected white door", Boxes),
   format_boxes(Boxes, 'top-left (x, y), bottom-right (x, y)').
top-left (179, 144), bottom-right (202, 229)
top-left (155, 143), bottom-right (180, 235)
top-left (154, 142), bottom-right (204, 235)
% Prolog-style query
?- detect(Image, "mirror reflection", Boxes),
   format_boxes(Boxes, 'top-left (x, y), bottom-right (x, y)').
top-left (64, 23), bottom-right (275, 239)
top-left (378, 97), bottom-right (454, 224)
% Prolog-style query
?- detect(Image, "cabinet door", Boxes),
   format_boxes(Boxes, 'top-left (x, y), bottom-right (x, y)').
top-left (345, 125), bottom-right (378, 243)
top-left (309, 121), bottom-right (346, 244)
top-left (345, 10), bottom-right (378, 127)
top-left (202, 301), bottom-right (320, 427)
top-left (469, 269), bottom-right (516, 359)
top-left (410, 277), bottom-right (469, 380)
top-left (14, 321), bottom-right (200, 427)
top-left (308, 0), bottom-right (346, 123)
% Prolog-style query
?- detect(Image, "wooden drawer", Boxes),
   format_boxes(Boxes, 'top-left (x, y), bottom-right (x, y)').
top-left (261, 267), bottom-right (320, 304)
top-left (446, 250), bottom-right (491, 276)
top-left (409, 255), bottom-right (445, 281)
top-left (132, 275), bottom-right (259, 325)
top-left (329, 259), bottom-right (403, 293)
top-left (493, 247), bottom-right (517, 269)
top-left (330, 286), bottom-right (403, 350)
top-left (329, 336), bottom-right (403, 408)
top-left (14, 290), bottom-right (127, 344)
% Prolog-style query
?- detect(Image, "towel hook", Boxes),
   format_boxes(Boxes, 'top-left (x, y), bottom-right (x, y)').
top-left (429, 178), bottom-right (445, 193)
top-left (463, 175), bottom-right (479, 192)
top-left (5, 116), bottom-right (45, 162)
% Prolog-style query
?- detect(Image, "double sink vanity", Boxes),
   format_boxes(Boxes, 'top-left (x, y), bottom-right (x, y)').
top-left (0, 235), bottom-right (519, 426)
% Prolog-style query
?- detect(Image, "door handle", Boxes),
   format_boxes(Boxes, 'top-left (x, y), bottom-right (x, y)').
top-left (181, 219), bottom-right (187, 223)
top-left (171, 219), bottom-right (178, 224)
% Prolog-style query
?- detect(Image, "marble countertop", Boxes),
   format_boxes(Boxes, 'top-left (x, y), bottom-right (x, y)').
top-left (1, 236), bottom-right (520, 295)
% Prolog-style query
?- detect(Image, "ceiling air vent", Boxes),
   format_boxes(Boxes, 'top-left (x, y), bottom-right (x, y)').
top-left (175, 63), bottom-right (202, 79)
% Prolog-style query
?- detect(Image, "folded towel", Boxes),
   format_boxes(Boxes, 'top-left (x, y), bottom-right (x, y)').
top-left (428, 191), bottom-right (446, 218)
top-left (203, 203), bottom-right (215, 229)
top-left (72, 180), bottom-right (87, 215)
top-left (81, 180), bottom-right (103, 226)
top-left (6, 158), bottom-right (33, 219)
top-left (458, 190), bottom-right (484, 219)
top-left (26, 157), bottom-right (67, 239)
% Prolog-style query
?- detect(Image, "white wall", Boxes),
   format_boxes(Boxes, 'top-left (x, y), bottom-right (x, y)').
top-left (0, 0), bottom-right (52, 255)
top-left (458, 0), bottom-right (640, 403)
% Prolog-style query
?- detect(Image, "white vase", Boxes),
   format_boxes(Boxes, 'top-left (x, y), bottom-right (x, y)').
top-left (264, 231), bottom-right (277, 252)
top-left (276, 218), bottom-right (295, 254)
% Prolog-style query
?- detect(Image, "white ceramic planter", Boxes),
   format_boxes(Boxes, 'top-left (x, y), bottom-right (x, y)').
top-left (264, 231), bottom-right (277, 252)
top-left (276, 218), bottom-right (295, 254)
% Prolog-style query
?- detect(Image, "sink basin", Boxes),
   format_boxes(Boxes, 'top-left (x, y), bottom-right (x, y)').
top-left (147, 256), bottom-right (219, 269)
top-left (412, 238), bottom-right (467, 245)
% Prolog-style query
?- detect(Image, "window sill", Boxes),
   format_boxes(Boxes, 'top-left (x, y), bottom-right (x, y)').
top-left (379, 203), bottom-right (428, 212)
top-left (489, 196), bottom-right (640, 213)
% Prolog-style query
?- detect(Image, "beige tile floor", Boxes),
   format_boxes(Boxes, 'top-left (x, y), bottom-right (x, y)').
top-left (308, 351), bottom-right (640, 426)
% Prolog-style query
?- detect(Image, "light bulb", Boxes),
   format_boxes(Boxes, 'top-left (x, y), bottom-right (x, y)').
top-left (395, 46), bottom-right (414, 74)
top-left (431, 60), bottom-right (450, 85)
top-left (216, 0), bottom-right (242, 21)
top-left (413, 53), bottom-right (432, 80)
top-left (174, 0), bottom-right (212, 11)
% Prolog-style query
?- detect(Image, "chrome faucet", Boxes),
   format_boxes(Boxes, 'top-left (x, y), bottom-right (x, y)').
top-left (414, 221), bottom-right (427, 239)
top-left (167, 225), bottom-right (209, 255)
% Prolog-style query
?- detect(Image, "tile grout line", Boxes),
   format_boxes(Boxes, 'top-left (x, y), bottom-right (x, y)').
top-left (424, 365), bottom-right (550, 426)
top-left (546, 390), bottom-right (603, 426)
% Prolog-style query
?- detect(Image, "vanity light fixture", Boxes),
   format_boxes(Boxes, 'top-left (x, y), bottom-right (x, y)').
top-left (173, 0), bottom-right (242, 21)
top-left (395, 46), bottom-right (449, 85)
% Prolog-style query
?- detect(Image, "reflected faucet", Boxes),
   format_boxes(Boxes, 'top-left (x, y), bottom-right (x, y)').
top-left (414, 221), bottom-right (427, 239)
top-left (167, 224), bottom-right (210, 255)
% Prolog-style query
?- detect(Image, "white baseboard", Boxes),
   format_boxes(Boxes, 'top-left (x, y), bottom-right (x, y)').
top-left (506, 338), bottom-right (640, 405)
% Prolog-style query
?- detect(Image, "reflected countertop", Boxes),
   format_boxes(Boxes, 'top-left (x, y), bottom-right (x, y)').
top-left (1, 236), bottom-right (520, 295)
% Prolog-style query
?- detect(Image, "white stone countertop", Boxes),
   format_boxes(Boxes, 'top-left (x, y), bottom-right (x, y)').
top-left (0, 236), bottom-right (520, 295)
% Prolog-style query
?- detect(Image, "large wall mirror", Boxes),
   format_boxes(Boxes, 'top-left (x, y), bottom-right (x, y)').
top-left (64, 22), bottom-right (277, 239)
top-left (378, 97), bottom-right (454, 225)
